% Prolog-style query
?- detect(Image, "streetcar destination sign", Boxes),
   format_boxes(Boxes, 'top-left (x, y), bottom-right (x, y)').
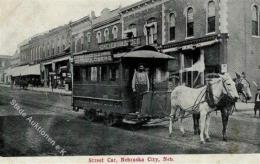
top-left (74, 51), bottom-right (112, 65)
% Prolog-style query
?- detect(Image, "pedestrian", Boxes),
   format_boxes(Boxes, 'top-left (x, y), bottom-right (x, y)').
top-left (254, 88), bottom-right (260, 117)
top-left (132, 64), bottom-right (150, 112)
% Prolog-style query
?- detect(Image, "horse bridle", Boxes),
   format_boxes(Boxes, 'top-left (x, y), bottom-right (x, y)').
top-left (207, 77), bottom-right (235, 107)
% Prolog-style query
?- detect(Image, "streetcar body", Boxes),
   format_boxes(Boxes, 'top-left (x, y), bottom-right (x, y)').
top-left (72, 46), bottom-right (175, 125)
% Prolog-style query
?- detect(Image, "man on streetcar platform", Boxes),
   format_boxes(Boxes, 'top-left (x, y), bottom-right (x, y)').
top-left (132, 64), bottom-right (150, 112)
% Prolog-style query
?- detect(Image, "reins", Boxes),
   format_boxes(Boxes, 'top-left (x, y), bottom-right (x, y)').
top-left (170, 77), bottom-right (235, 121)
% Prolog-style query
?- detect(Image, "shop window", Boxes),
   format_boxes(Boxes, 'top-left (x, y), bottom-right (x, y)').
top-left (104, 28), bottom-right (110, 42)
top-left (169, 13), bottom-right (176, 41)
top-left (109, 65), bottom-right (119, 81)
top-left (91, 67), bottom-right (98, 82)
top-left (96, 31), bottom-right (102, 43)
top-left (112, 26), bottom-right (118, 40)
top-left (252, 5), bottom-right (259, 36)
top-left (187, 7), bottom-right (194, 37)
top-left (207, 1), bottom-right (216, 33)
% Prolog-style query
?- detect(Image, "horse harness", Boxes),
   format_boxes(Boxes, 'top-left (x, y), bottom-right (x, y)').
top-left (173, 78), bottom-right (236, 120)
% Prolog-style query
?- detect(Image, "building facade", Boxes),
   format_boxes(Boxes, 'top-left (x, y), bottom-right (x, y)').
top-left (0, 55), bottom-right (11, 83)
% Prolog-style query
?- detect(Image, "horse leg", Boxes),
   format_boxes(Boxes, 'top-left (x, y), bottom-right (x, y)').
top-left (193, 113), bottom-right (200, 135)
top-left (199, 110), bottom-right (207, 144)
top-left (205, 113), bottom-right (211, 142)
top-left (179, 110), bottom-right (185, 136)
top-left (221, 108), bottom-right (229, 141)
top-left (169, 106), bottom-right (175, 137)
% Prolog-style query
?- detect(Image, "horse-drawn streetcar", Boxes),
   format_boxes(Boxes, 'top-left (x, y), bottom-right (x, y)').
top-left (72, 46), bottom-right (175, 126)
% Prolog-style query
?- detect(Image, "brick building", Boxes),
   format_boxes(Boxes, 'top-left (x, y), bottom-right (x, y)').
top-left (159, 0), bottom-right (260, 95)
top-left (13, 24), bottom-right (71, 89)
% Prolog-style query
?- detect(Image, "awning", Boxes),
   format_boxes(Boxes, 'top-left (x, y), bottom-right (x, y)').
top-left (8, 64), bottom-right (40, 77)
top-left (114, 50), bottom-right (175, 60)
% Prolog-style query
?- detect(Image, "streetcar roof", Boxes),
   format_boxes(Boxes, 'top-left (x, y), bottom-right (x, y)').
top-left (114, 50), bottom-right (175, 60)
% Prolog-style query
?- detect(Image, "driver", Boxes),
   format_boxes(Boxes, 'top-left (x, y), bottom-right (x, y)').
top-left (132, 64), bottom-right (150, 112)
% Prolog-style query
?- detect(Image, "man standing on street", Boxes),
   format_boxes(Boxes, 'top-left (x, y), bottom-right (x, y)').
top-left (132, 64), bottom-right (150, 112)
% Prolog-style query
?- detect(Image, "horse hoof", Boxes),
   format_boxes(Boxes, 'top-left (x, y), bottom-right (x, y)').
top-left (206, 138), bottom-right (211, 142)
top-left (223, 138), bottom-right (227, 142)
top-left (169, 134), bottom-right (172, 138)
top-left (200, 141), bottom-right (206, 144)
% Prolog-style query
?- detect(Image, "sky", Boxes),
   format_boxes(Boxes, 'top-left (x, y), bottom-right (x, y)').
top-left (0, 0), bottom-right (141, 56)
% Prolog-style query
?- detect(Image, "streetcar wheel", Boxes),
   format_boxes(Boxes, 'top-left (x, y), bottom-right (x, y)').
top-left (84, 110), bottom-right (96, 122)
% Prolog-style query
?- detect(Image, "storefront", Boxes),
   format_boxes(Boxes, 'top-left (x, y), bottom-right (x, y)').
top-left (42, 56), bottom-right (71, 90)
top-left (162, 34), bottom-right (228, 88)
top-left (8, 64), bottom-right (41, 87)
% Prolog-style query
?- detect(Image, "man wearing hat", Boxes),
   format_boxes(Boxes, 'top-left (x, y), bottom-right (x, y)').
top-left (132, 64), bottom-right (150, 112)
top-left (254, 88), bottom-right (260, 117)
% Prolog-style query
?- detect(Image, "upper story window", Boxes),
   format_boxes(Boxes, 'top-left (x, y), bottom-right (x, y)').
top-left (252, 5), bottom-right (259, 36)
top-left (76, 39), bottom-right (82, 52)
top-left (124, 24), bottom-right (137, 38)
top-left (169, 13), bottom-right (176, 41)
top-left (81, 37), bottom-right (84, 50)
top-left (96, 31), bottom-right (102, 43)
top-left (186, 7), bottom-right (194, 37)
top-left (207, 1), bottom-right (216, 33)
top-left (112, 26), bottom-right (118, 40)
top-left (144, 17), bottom-right (158, 45)
top-left (87, 32), bottom-right (91, 43)
top-left (104, 28), bottom-right (110, 42)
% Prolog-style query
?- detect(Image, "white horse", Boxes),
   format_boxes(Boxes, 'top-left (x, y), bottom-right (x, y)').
top-left (169, 73), bottom-right (239, 144)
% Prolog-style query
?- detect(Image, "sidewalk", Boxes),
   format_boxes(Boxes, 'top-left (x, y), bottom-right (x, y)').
top-left (0, 84), bottom-right (71, 96)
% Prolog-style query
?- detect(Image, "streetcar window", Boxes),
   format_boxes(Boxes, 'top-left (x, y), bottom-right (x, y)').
top-left (101, 66), bottom-right (108, 81)
top-left (124, 68), bottom-right (129, 81)
top-left (90, 67), bottom-right (98, 82)
top-left (85, 67), bottom-right (91, 81)
top-left (109, 65), bottom-right (119, 81)
top-left (74, 66), bottom-right (81, 81)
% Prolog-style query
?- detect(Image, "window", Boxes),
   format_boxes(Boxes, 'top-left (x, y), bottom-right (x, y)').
top-left (101, 66), bottom-right (108, 81)
top-left (109, 65), bottom-right (119, 81)
top-left (252, 5), bottom-right (259, 36)
top-left (112, 26), bottom-right (118, 40)
top-left (76, 39), bottom-right (81, 52)
top-left (96, 31), bottom-right (102, 43)
top-left (91, 67), bottom-right (98, 81)
top-left (87, 32), bottom-right (91, 43)
top-left (169, 13), bottom-right (176, 41)
top-left (125, 24), bottom-right (137, 38)
top-left (74, 66), bottom-right (81, 82)
top-left (144, 18), bottom-right (157, 45)
top-left (81, 37), bottom-right (84, 50)
top-left (187, 7), bottom-right (194, 37)
top-left (207, 1), bottom-right (216, 33)
top-left (104, 28), bottom-right (109, 42)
